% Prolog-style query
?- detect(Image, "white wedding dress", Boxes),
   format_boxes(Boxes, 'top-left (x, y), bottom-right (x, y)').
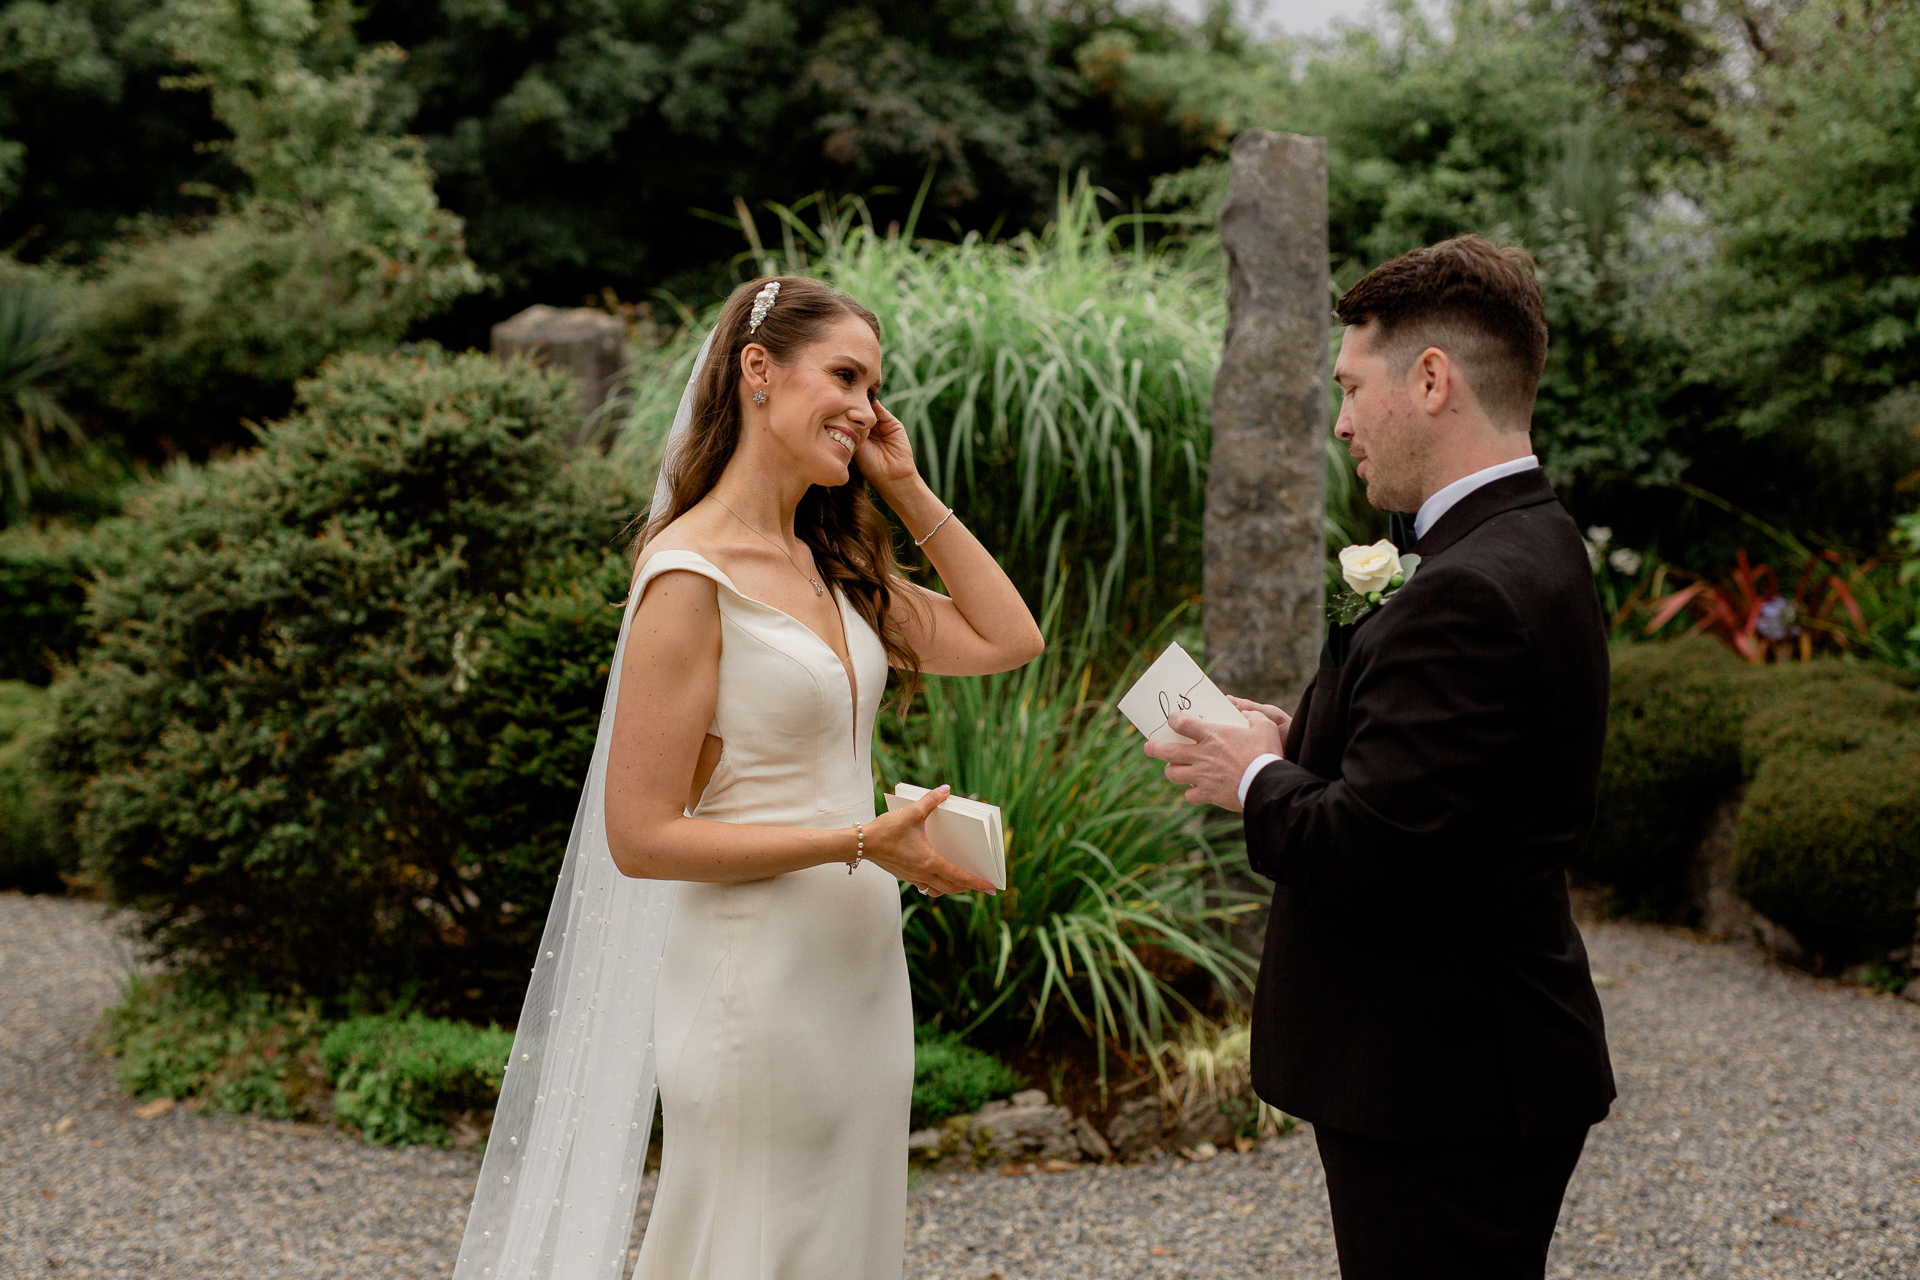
top-left (630, 549), bottom-right (912, 1280)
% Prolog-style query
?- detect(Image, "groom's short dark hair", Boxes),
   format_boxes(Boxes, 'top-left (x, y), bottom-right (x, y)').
top-left (1334, 235), bottom-right (1548, 430)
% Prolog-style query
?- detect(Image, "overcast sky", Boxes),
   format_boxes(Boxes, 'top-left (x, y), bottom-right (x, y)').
top-left (1152, 0), bottom-right (1383, 39)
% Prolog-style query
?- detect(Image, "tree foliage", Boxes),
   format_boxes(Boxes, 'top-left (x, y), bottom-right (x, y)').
top-left (57, 0), bottom-right (482, 454)
top-left (324, 0), bottom-right (1129, 321)
top-left (0, 0), bottom-right (237, 259)
top-left (1656, 0), bottom-right (1920, 538)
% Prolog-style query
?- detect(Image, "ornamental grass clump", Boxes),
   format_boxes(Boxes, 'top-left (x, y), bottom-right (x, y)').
top-left (876, 606), bottom-right (1258, 1089)
top-left (619, 180), bottom-right (1223, 650)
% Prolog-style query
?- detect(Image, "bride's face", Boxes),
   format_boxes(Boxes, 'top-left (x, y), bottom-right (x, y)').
top-left (742, 316), bottom-right (883, 488)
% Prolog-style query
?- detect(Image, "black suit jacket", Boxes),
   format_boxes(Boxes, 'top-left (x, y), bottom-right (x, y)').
top-left (1244, 469), bottom-right (1616, 1142)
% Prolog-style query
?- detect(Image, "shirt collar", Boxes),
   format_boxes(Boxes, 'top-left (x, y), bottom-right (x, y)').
top-left (1413, 455), bottom-right (1541, 541)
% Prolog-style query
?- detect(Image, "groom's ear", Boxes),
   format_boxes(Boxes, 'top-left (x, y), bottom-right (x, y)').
top-left (1409, 346), bottom-right (1450, 415)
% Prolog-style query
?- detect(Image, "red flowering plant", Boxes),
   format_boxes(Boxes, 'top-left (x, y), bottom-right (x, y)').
top-left (1645, 549), bottom-right (1867, 663)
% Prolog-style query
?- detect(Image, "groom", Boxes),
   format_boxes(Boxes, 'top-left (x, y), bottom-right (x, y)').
top-left (1149, 235), bottom-right (1614, 1279)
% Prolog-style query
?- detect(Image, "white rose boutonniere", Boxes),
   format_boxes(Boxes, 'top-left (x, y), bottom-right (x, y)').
top-left (1328, 539), bottom-right (1421, 624)
top-left (1339, 540), bottom-right (1400, 594)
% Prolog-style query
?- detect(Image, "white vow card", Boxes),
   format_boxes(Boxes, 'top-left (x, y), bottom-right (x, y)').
top-left (1115, 641), bottom-right (1247, 744)
top-left (883, 783), bottom-right (1007, 890)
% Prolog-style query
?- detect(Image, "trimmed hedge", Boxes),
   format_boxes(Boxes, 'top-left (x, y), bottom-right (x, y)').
top-left (1732, 666), bottom-right (1920, 960)
top-left (1583, 638), bottom-right (1748, 904)
top-left (1587, 639), bottom-right (1920, 959)
top-left (0, 681), bottom-right (76, 892)
top-left (50, 348), bottom-right (645, 1017)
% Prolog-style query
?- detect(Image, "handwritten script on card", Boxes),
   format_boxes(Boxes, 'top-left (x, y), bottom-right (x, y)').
top-left (1116, 642), bottom-right (1246, 744)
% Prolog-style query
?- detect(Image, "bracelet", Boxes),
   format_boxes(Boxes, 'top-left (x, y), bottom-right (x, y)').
top-left (848, 822), bottom-right (864, 875)
top-left (914, 508), bottom-right (955, 549)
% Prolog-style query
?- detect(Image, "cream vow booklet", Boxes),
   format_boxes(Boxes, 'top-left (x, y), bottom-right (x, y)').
top-left (1116, 641), bottom-right (1246, 744)
top-left (883, 783), bottom-right (1007, 890)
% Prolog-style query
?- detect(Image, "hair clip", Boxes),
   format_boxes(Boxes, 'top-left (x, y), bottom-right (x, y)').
top-left (747, 280), bottom-right (781, 333)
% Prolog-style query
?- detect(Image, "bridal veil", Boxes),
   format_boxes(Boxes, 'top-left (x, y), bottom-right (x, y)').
top-left (452, 329), bottom-right (716, 1279)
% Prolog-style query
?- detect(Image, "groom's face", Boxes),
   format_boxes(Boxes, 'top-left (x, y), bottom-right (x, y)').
top-left (1333, 321), bottom-right (1431, 514)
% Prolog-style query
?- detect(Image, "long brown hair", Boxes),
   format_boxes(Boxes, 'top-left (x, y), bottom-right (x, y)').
top-left (640, 275), bottom-right (922, 697)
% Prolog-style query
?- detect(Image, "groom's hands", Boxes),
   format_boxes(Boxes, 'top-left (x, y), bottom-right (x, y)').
top-left (1145, 702), bottom-right (1285, 812)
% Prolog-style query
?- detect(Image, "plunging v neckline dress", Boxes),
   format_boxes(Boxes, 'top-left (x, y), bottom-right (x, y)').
top-left (629, 550), bottom-right (910, 1280)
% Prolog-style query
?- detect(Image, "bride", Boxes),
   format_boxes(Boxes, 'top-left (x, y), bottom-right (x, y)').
top-left (454, 275), bottom-right (1042, 1280)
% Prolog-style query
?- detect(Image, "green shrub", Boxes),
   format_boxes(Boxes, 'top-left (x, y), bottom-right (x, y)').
top-left (50, 348), bottom-right (644, 1016)
top-left (94, 977), bottom-right (512, 1146)
top-left (0, 680), bottom-right (76, 892)
top-left (1582, 638), bottom-right (1749, 906)
top-left (94, 974), bottom-right (328, 1119)
top-left (877, 608), bottom-right (1256, 1086)
top-left (319, 1013), bottom-right (514, 1147)
top-left (911, 1025), bottom-right (1023, 1130)
top-left (1732, 665), bottom-right (1920, 960)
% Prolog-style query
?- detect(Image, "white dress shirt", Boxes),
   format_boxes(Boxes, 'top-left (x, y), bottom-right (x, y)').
top-left (1233, 454), bottom-right (1543, 809)
top-left (1413, 454), bottom-right (1540, 540)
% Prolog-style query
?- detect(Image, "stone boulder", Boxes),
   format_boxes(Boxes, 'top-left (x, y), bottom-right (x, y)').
top-left (1104, 1096), bottom-right (1174, 1159)
top-left (1204, 128), bottom-right (1330, 711)
top-left (969, 1089), bottom-right (1083, 1164)
top-left (490, 305), bottom-right (628, 445)
top-left (909, 1090), bottom-right (1116, 1168)
top-left (1104, 1093), bottom-right (1240, 1158)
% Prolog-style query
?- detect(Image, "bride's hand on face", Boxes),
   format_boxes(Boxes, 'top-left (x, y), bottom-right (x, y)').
top-left (853, 395), bottom-right (919, 490)
top-left (858, 784), bottom-right (997, 897)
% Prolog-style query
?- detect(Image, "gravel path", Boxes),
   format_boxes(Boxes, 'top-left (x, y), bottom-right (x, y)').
top-left (5, 890), bottom-right (1917, 1279)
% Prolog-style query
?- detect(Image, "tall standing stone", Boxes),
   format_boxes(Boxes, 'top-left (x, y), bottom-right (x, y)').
top-left (1205, 129), bottom-right (1330, 711)
top-left (491, 305), bottom-right (630, 447)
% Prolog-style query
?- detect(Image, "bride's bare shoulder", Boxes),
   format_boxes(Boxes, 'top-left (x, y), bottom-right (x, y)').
top-left (630, 509), bottom-right (731, 603)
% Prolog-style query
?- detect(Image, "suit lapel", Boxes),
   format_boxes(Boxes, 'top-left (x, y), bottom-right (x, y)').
top-left (1320, 474), bottom-right (1558, 668)
top-left (1321, 511), bottom-right (1417, 668)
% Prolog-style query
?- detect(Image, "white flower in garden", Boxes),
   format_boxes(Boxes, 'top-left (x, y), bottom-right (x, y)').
top-left (1608, 547), bottom-right (1643, 575)
top-left (1339, 539), bottom-right (1401, 595)
top-left (1587, 526), bottom-right (1613, 547)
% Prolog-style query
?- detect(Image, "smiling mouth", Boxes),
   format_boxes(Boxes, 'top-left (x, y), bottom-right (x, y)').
top-left (826, 428), bottom-right (856, 456)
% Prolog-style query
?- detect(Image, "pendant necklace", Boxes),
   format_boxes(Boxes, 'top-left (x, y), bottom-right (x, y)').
top-left (716, 497), bottom-right (825, 596)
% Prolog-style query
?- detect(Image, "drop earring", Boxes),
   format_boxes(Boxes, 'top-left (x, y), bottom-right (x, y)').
top-left (753, 389), bottom-right (768, 405)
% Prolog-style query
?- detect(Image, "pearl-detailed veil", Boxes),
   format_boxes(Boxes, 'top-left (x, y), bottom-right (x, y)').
top-left (452, 327), bottom-right (717, 1279)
